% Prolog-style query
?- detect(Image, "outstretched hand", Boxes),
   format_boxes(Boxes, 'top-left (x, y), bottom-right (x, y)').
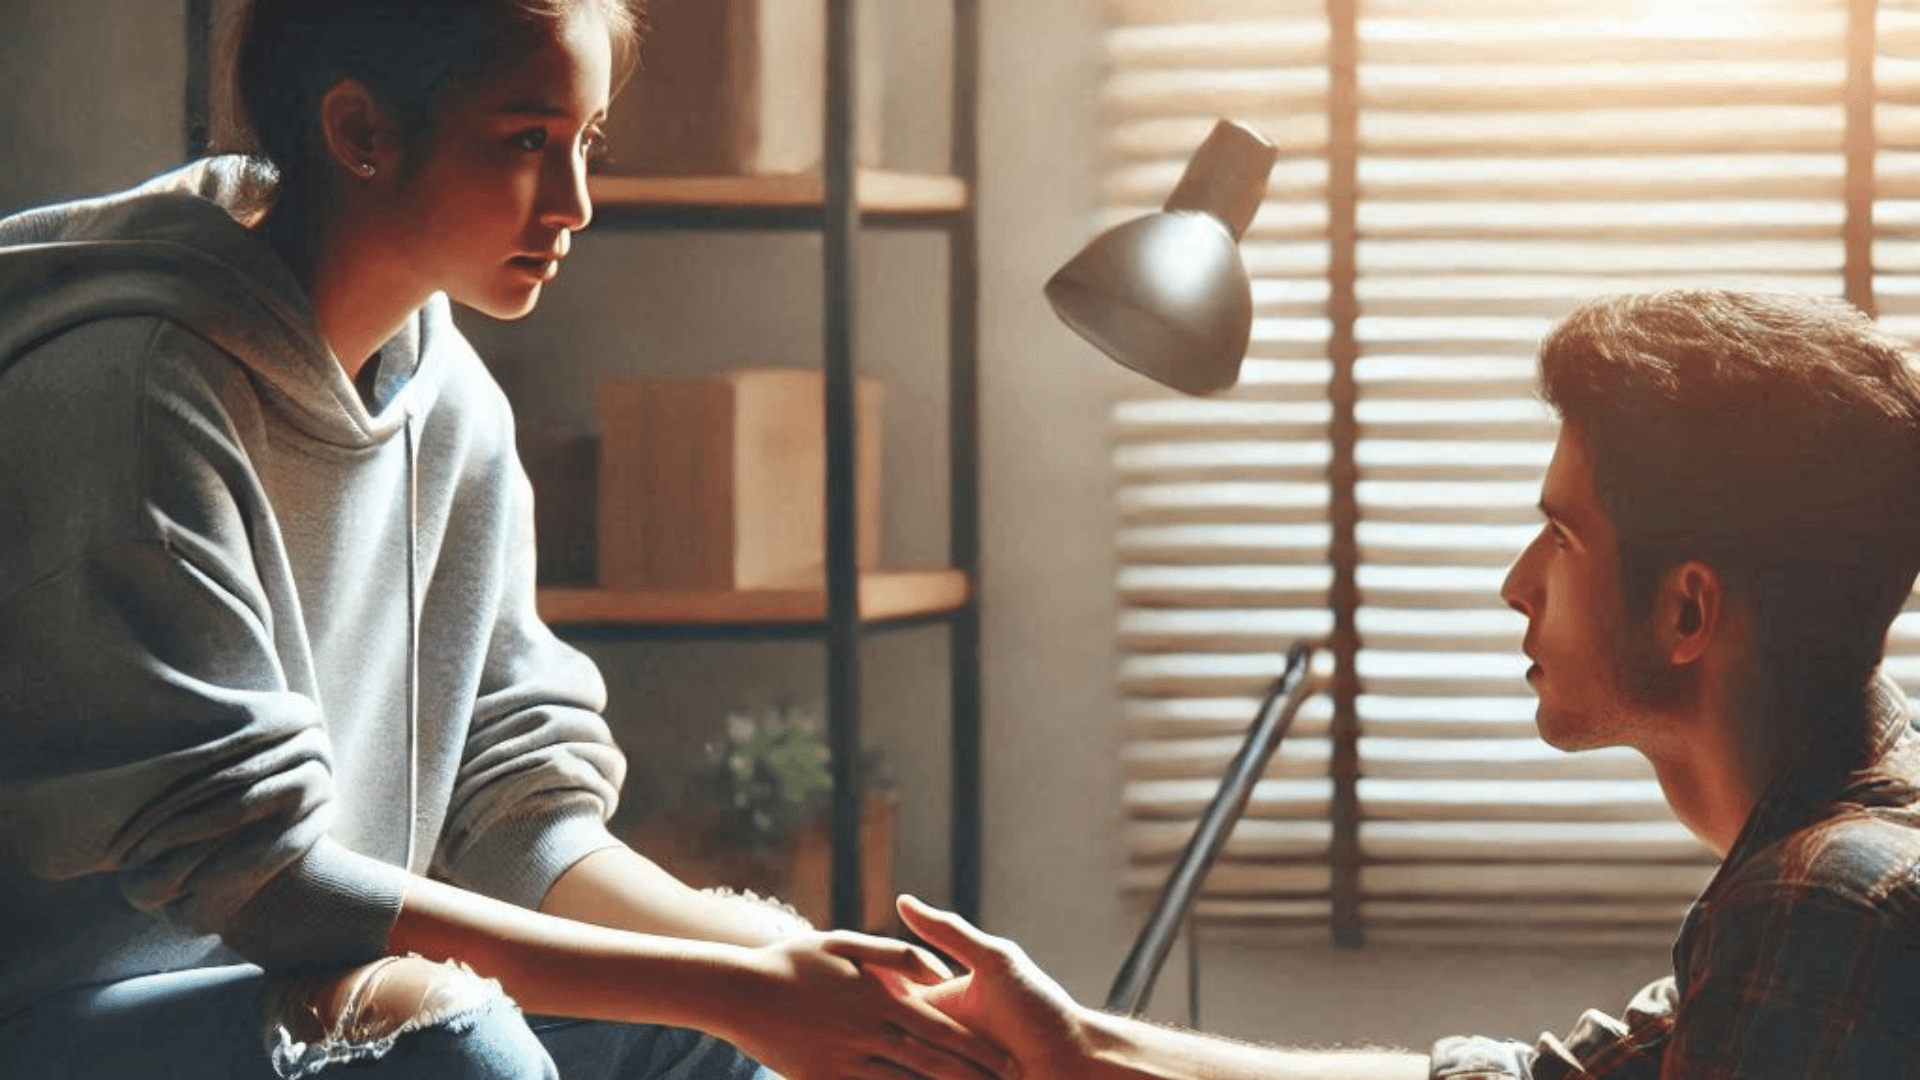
top-left (720, 928), bottom-right (1019, 1080)
top-left (893, 895), bottom-right (1095, 1080)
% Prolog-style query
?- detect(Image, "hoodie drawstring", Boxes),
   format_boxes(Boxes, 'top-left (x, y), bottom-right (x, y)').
top-left (403, 413), bottom-right (420, 873)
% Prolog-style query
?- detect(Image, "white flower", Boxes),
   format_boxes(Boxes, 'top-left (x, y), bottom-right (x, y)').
top-left (726, 712), bottom-right (757, 743)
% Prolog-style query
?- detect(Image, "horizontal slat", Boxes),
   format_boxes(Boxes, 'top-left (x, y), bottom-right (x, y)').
top-left (1361, 820), bottom-right (1711, 862)
top-left (1353, 547), bottom-right (1525, 571)
top-left (1362, 63), bottom-right (1841, 114)
top-left (1356, 738), bottom-right (1649, 781)
top-left (1106, 0), bottom-right (1326, 25)
top-left (1118, 523), bottom-right (1332, 564)
top-left (1363, 171), bottom-right (1842, 205)
top-left (1359, 0), bottom-right (1841, 21)
top-left (1127, 818), bottom-right (1332, 861)
top-left (1105, 68), bottom-right (1328, 119)
top-left (1359, 779), bottom-right (1674, 820)
top-left (1121, 735), bottom-right (1644, 784)
top-left (1364, 22), bottom-right (1842, 68)
top-left (1357, 239), bottom-right (1843, 274)
top-left (1360, 199), bottom-right (1843, 242)
top-left (1115, 440), bottom-right (1330, 480)
top-left (1358, 520), bottom-right (1537, 551)
top-left (1126, 777), bottom-right (1332, 819)
top-left (1362, 898), bottom-right (1693, 926)
top-left (1124, 734), bottom-right (1332, 781)
top-left (1123, 654), bottom-right (1333, 696)
top-left (1359, 923), bottom-right (1682, 949)
top-left (1884, 11), bottom-right (1920, 59)
top-left (1356, 272), bottom-right (1842, 312)
top-left (1129, 860), bottom-right (1708, 899)
top-left (1119, 485), bottom-right (1332, 526)
top-left (1362, 862), bottom-right (1715, 898)
top-left (1107, 20), bottom-right (1329, 69)
top-left (1124, 862), bottom-right (1330, 896)
top-left (1126, 694), bottom-right (1336, 740)
top-left (1115, 398), bottom-right (1333, 429)
top-left (1361, 107), bottom-right (1842, 156)
top-left (1119, 607), bottom-right (1336, 651)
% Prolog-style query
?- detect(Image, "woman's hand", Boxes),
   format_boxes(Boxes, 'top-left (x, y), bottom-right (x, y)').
top-left (715, 929), bottom-right (1019, 1080)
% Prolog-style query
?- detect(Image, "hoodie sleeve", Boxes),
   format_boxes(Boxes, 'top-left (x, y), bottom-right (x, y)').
top-left (0, 318), bottom-right (409, 972)
top-left (422, 345), bottom-right (626, 910)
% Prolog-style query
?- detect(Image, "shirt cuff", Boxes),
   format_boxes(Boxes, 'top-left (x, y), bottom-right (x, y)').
top-left (446, 802), bottom-right (624, 911)
top-left (1430, 1035), bottom-right (1536, 1079)
top-left (220, 837), bottom-right (409, 972)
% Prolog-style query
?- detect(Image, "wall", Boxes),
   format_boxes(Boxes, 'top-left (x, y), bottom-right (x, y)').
top-left (0, 0), bottom-right (185, 210)
top-left (0, 0), bottom-right (1674, 1057)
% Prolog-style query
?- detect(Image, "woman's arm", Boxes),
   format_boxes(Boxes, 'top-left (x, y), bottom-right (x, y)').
top-left (391, 872), bottom-right (1015, 1080)
top-left (538, 844), bottom-right (810, 946)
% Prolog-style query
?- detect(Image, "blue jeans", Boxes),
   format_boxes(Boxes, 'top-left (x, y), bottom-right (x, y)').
top-left (0, 965), bottom-right (774, 1079)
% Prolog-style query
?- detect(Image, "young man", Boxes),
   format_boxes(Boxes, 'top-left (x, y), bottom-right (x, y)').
top-left (894, 289), bottom-right (1920, 1078)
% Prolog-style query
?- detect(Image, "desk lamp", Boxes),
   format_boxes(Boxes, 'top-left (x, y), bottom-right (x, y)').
top-left (1045, 119), bottom-right (1276, 396)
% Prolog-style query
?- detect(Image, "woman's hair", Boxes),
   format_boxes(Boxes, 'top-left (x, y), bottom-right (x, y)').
top-left (1539, 289), bottom-right (1920, 731)
top-left (232, 0), bottom-right (642, 272)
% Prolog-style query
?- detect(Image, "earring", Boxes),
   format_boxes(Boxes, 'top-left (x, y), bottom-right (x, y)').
top-left (357, 161), bottom-right (376, 177)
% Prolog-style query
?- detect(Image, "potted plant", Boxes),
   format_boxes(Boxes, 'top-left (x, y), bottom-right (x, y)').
top-left (677, 704), bottom-right (899, 932)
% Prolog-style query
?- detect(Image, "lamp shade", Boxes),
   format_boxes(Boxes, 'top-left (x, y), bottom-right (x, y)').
top-left (1045, 119), bottom-right (1276, 396)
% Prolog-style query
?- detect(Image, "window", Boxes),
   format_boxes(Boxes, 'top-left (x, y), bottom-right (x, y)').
top-left (1109, 0), bottom-right (1919, 947)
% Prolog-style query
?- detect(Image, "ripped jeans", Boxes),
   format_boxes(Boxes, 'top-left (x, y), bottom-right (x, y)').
top-left (0, 962), bottom-right (774, 1080)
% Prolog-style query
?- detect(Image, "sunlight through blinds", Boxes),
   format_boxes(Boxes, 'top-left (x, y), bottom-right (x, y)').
top-left (1104, 0), bottom-right (1902, 947)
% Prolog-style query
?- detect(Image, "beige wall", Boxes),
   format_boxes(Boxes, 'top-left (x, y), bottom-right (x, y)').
top-left (0, 0), bottom-right (1673, 1056)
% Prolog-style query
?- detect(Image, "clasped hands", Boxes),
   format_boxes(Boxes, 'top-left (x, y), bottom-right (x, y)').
top-left (727, 894), bottom-right (1089, 1080)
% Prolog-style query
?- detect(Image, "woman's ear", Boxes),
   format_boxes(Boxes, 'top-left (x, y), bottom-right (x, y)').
top-left (1658, 559), bottom-right (1721, 667)
top-left (318, 79), bottom-right (398, 181)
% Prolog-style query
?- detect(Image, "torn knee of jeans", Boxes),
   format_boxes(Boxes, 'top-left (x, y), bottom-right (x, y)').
top-left (262, 956), bottom-right (503, 1079)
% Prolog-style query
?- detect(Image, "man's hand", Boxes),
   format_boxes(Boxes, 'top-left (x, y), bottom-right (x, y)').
top-left (718, 928), bottom-right (1020, 1080)
top-left (895, 894), bottom-right (1095, 1079)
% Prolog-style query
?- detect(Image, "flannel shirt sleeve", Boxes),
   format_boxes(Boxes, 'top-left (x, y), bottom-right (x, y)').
top-left (1665, 877), bottom-right (1920, 1077)
top-left (1429, 978), bottom-right (1676, 1080)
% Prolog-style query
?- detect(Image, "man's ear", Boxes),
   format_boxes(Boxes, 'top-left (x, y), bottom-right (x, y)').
top-left (1657, 559), bottom-right (1721, 667)
top-left (318, 79), bottom-right (399, 181)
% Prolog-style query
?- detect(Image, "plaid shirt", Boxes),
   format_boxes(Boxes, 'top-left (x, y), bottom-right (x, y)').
top-left (1431, 678), bottom-right (1920, 1079)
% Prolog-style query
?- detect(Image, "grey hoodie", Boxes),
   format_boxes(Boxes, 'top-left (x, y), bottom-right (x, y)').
top-left (0, 158), bottom-right (626, 1021)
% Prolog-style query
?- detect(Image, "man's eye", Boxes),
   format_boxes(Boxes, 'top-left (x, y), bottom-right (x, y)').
top-left (1549, 524), bottom-right (1569, 549)
top-left (512, 128), bottom-right (549, 152)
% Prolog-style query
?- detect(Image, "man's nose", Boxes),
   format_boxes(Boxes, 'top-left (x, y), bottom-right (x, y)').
top-left (1500, 539), bottom-right (1539, 618)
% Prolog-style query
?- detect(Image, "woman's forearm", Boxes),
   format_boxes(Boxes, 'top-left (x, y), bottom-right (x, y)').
top-left (537, 845), bottom-right (809, 947)
top-left (388, 873), bottom-right (1019, 1080)
top-left (388, 870), bottom-right (761, 1035)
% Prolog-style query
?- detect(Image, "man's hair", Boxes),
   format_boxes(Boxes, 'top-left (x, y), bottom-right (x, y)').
top-left (1539, 289), bottom-right (1920, 725)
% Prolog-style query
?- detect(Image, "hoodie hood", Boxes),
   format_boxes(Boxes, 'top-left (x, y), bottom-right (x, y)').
top-left (0, 155), bottom-right (431, 448)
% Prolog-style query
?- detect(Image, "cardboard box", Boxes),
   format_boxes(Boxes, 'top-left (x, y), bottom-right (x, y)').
top-left (598, 369), bottom-right (882, 589)
top-left (601, 0), bottom-right (883, 177)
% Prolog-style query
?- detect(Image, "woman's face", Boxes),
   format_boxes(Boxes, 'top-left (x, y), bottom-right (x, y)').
top-left (386, 4), bottom-right (613, 320)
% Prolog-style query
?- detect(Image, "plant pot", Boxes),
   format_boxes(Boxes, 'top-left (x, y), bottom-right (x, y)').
top-left (630, 791), bottom-right (899, 934)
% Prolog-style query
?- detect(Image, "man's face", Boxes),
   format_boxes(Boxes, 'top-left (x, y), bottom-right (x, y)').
top-left (1501, 423), bottom-right (1653, 751)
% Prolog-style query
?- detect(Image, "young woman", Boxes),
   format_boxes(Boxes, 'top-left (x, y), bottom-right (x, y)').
top-left (0, 3), bottom-right (1010, 1079)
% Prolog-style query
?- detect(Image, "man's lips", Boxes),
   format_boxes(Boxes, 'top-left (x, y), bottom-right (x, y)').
top-left (508, 254), bottom-right (562, 281)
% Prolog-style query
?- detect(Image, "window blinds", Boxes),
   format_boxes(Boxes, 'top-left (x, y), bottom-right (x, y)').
top-left (1109, 0), bottom-right (1912, 947)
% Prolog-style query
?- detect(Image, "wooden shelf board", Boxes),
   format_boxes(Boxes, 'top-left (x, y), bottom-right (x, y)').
top-left (539, 569), bottom-right (970, 627)
top-left (589, 170), bottom-right (969, 215)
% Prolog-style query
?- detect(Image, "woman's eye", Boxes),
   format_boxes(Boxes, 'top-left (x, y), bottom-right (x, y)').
top-left (511, 128), bottom-right (549, 152)
top-left (1549, 524), bottom-right (1569, 550)
top-left (582, 129), bottom-right (610, 163)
